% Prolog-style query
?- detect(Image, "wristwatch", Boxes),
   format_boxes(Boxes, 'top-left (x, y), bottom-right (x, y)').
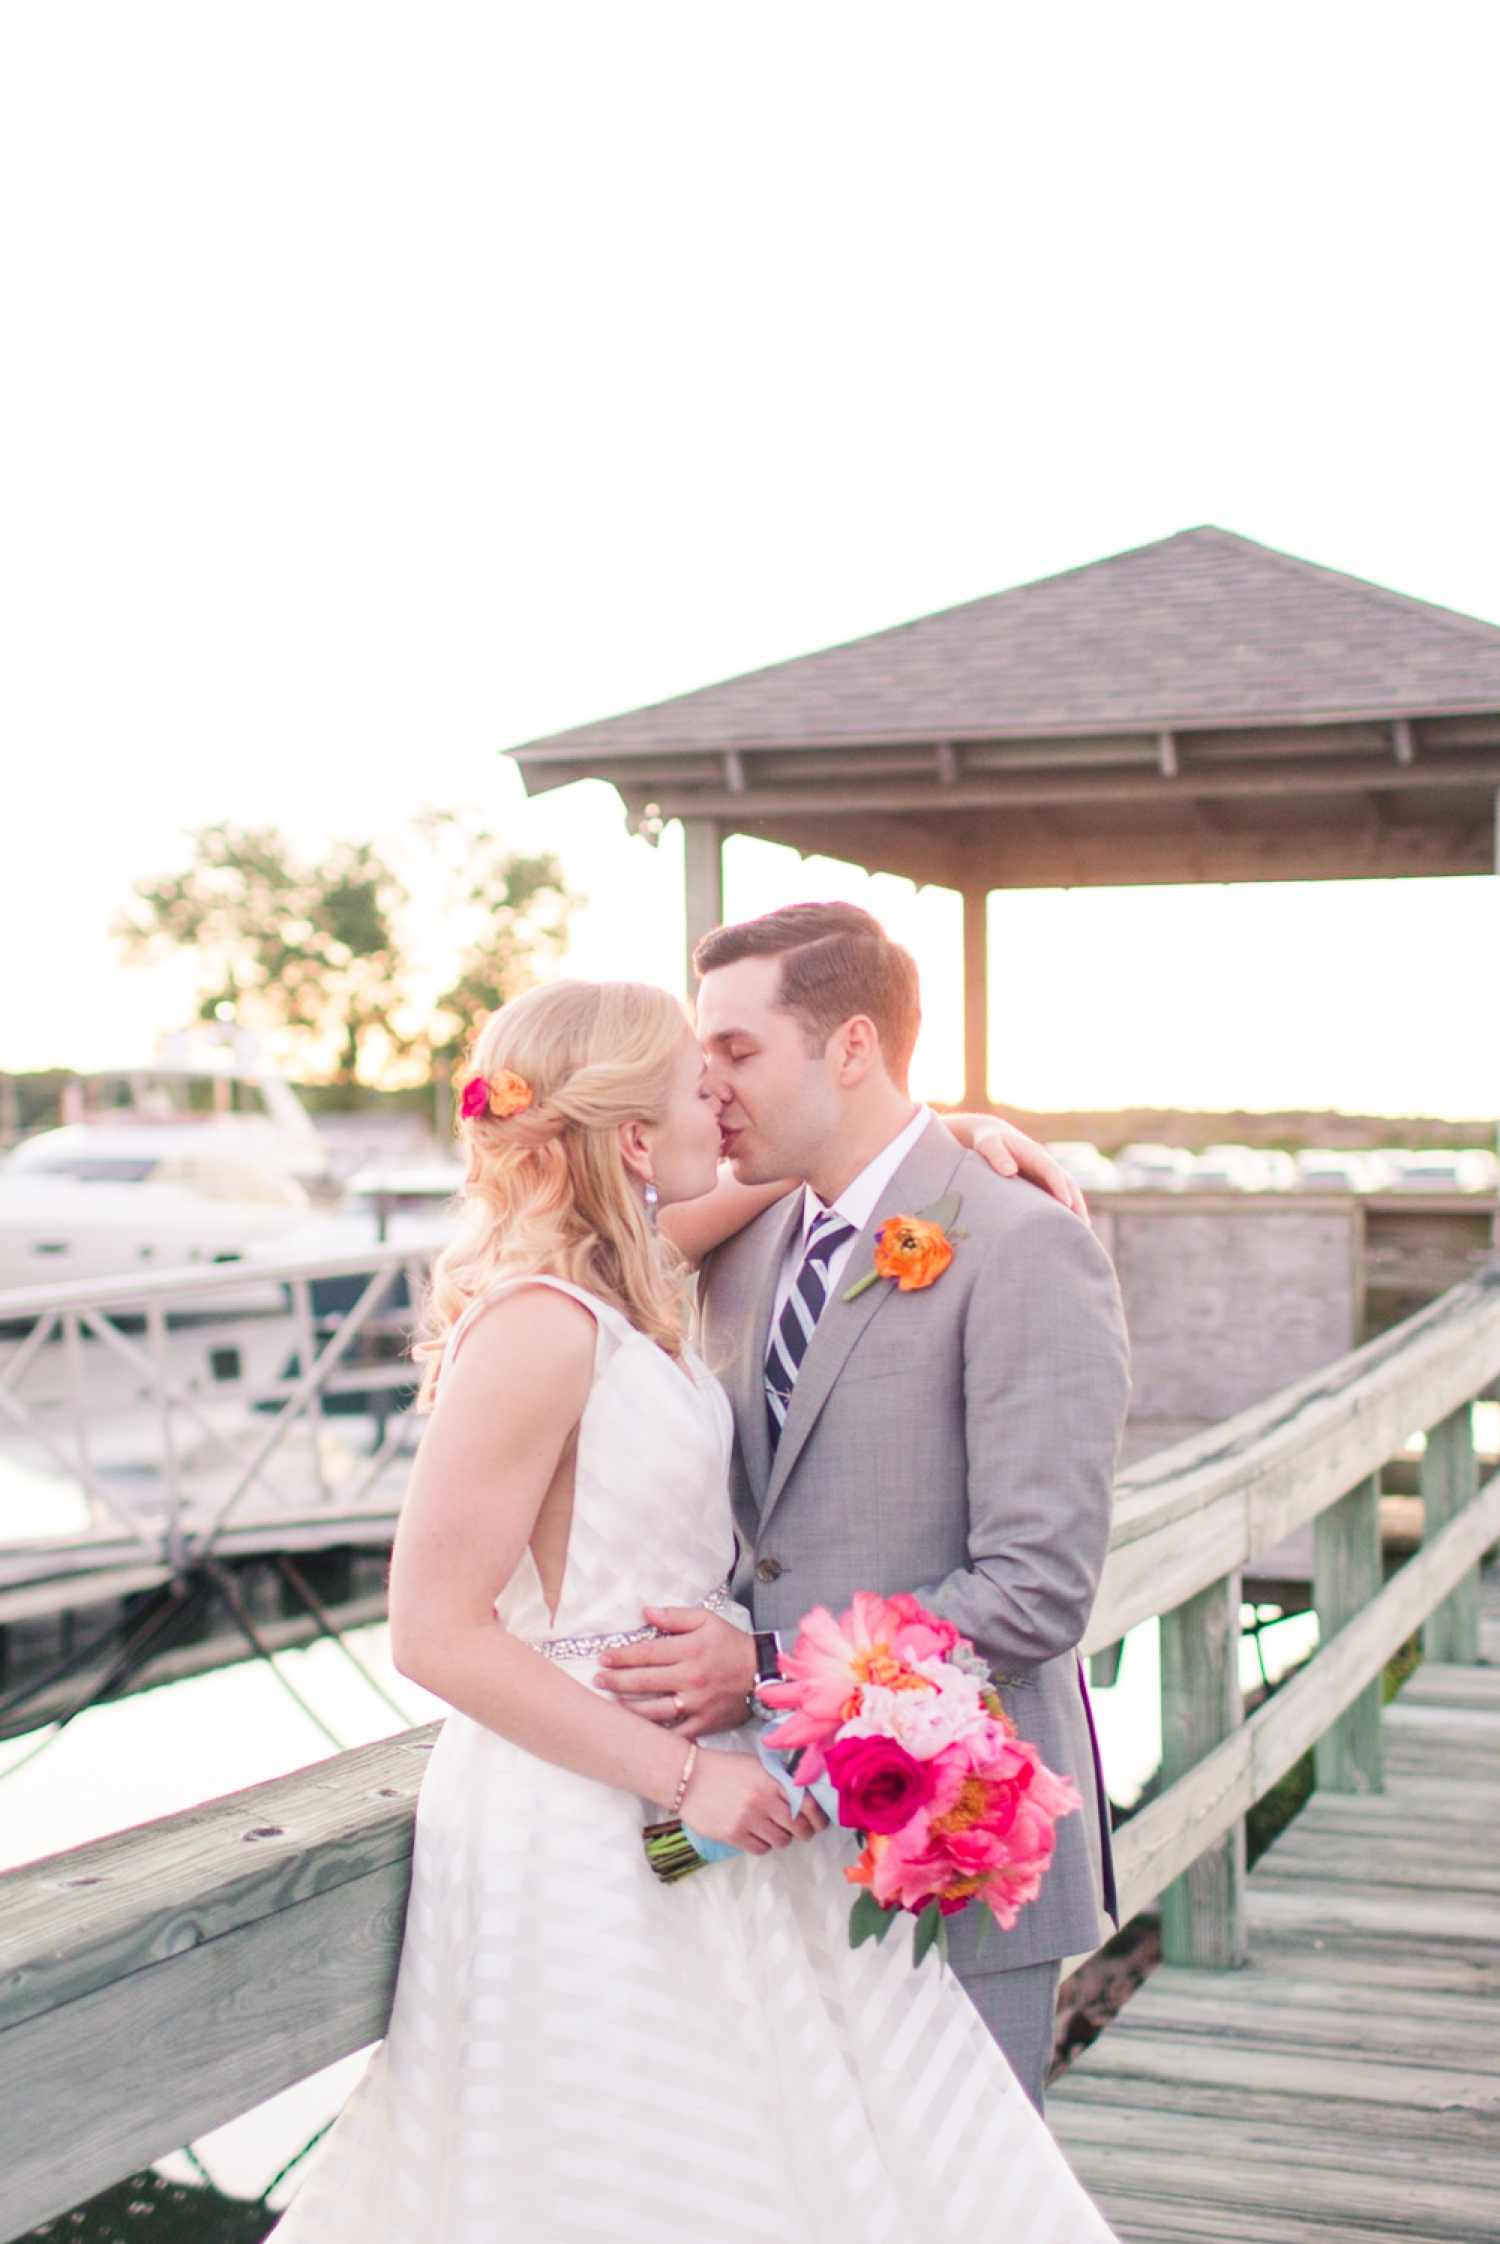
top-left (748, 1629), bottom-right (782, 1718)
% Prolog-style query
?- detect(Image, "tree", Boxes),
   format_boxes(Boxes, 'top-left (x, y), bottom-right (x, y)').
top-left (115, 815), bottom-right (579, 1090)
top-left (115, 823), bottom-right (409, 1087)
top-left (411, 807), bottom-right (578, 1073)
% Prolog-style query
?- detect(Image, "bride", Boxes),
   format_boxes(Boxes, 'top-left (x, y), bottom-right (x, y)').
top-left (273, 979), bottom-right (1114, 2243)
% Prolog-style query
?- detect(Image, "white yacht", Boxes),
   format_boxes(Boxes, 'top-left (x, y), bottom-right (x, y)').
top-left (0, 1029), bottom-right (335, 1292)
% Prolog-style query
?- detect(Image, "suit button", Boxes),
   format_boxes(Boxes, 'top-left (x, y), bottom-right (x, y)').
top-left (756, 1557), bottom-right (784, 1584)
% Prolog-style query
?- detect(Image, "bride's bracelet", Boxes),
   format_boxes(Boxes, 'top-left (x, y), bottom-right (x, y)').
top-left (671, 1741), bottom-right (699, 1817)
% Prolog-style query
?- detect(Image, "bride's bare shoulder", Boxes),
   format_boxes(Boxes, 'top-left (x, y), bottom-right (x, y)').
top-left (439, 1282), bottom-right (598, 1397)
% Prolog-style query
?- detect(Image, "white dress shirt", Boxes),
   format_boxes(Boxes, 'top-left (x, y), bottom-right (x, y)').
top-left (769, 1104), bottom-right (932, 1334)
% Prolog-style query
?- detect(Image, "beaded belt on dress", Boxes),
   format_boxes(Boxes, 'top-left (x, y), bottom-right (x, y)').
top-left (538, 1583), bottom-right (737, 1663)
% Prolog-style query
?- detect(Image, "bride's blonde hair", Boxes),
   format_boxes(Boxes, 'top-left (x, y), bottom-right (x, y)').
top-left (414, 980), bottom-right (694, 1404)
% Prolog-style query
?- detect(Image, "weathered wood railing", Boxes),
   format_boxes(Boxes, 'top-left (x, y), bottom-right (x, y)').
top-left (2, 1264), bottom-right (1498, 2238)
top-left (1083, 1260), bottom-right (1500, 1962)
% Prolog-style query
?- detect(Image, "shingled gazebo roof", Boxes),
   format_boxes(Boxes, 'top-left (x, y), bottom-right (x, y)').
top-left (509, 527), bottom-right (1500, 889)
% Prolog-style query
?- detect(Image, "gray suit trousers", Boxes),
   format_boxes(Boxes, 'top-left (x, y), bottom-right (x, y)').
top-left (960, 1960), bottom-right (1062, 2112)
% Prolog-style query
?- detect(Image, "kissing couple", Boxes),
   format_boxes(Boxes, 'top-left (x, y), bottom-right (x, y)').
top-left (273, 901), bottom-right (1131, 2244)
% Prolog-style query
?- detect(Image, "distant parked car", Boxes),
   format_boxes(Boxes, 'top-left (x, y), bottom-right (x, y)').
top-left (1380, 1148), bottom-right (1500, 1193)
top-left (1187, 1144), bottom-right (1293, 1191)
top-left (1115, 1144), bottom-right (1196, 1191)
top-left (1044, 1142), bottom-right (1120, 1193)
top-left (1188, 1144), bottom-right (1255, 1190)
top-left (1292, 1149), bottom-right (1376, 1192)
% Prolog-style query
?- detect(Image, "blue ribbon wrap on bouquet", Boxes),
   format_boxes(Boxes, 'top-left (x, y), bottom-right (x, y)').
top-left (682, 1738), bottom-right (841, 1862)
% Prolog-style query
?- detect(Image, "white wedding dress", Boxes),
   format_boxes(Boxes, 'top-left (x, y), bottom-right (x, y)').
top-left (274, 1278), bottom-right (1114, 2244)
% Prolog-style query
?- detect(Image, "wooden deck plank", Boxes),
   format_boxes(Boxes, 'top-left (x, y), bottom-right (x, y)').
top-left (1062, 2029), bottom-right (1500, 2108)
top-left (1111, 1964), bottom-right (1500, 2028)
top-left (1382, 1698), bottom-right (1500, 1733)
top-left (1055, 2072), bottom-right (1500, 2153)
top-left (1401, 1664), bottom-right (1500, 1707)
top-left (1049, 2135), bottom-right (1500, 2233)
top-left (1052, 2096), bottom-right (1500, 2177)
top-left (1076, 1991), bottom-right (1500, 2069)
top-left (1257, 1817), bottom-right (1499, 1857)
top-left (1251, 1848), bottom-right (1500, 1893)
top-left (1053, 1627), bottom-right (1500, 2241)
top-left (1071, 2188), bottom-right (1496, 2244)
top-left (1242, 1876), bottom-right (1500, 1938)
top-left (1291, 1776), bottom-right (1494, 1822)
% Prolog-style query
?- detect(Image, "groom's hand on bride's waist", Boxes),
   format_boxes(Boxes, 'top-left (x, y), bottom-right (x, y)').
top-left (594, 1607), bottom-right (758, 1738)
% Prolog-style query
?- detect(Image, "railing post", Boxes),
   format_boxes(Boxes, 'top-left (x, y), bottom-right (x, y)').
top-left (60, 1309), bottom-right (95, 1523)
top-left (1158, 1570), bottom-right (1246, 1967)
top-left (1423, 1404), bottom-right (1480, 1662)
top-left (1313, 1474), bottom-right (1384, 1793)
top-left (146, 1297), bottom-right (184, 1573)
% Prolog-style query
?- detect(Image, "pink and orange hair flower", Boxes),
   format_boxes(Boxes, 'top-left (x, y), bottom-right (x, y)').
top-left (460, 1069), bottom-right (534, 1122)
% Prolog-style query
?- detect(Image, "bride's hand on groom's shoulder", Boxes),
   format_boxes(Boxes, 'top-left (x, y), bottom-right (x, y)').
top-left (595, 1607), bottom-right (758, 1738)
top-left (942, 1113), bottom-right (1089, 1221)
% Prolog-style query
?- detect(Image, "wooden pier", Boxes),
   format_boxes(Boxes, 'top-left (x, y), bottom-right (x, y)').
top-left (1, 1264), bottom-right (1498, 2239)
top-left (1053, 1574), bottom-right (1500, 2243)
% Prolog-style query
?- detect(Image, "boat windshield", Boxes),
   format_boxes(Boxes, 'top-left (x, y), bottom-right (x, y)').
top-left (74, 1072), bottom-right (272, 1122)
top-left (25, 1156), bottom-right (160, 1182)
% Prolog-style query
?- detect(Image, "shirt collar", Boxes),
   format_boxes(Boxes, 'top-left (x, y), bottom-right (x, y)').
top-left (800, 1105), bottom-right (930, 1245)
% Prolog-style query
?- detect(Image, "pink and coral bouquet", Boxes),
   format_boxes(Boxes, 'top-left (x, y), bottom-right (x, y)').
top-left (758, 1590), bottom-right (1080, 1965)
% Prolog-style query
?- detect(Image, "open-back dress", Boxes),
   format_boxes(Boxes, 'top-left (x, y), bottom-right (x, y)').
top-left (273, 1276), bottom-right (1114, 2244)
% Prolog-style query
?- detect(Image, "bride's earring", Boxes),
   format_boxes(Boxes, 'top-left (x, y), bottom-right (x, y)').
top-left (643, 1180), bottom-right (659, 1230)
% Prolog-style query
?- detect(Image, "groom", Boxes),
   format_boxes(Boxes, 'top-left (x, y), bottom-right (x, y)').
top-left (601, 902), bottom-right (1130, 2108)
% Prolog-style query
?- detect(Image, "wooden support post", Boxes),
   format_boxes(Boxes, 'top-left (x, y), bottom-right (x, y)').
top-left (1314, 1475), bottom-right (1384, 1793)
top-left (1158, 1572), bottom-right (1245, 1966)
top-left (1089, 1640), bottom-right (1124, 1690)
top-left (1423, 1405), bottom-right (1480, 1663)
top-left (962, 886), bottom-right (989, 1111)
top-left (681, 818), bottom-right (724, 989)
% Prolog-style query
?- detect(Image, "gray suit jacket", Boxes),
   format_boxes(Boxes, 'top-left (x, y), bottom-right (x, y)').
top-left (698, 1115), bottom-right (1131, 1971)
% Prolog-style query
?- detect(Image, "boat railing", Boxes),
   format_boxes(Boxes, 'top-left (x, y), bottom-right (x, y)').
top-left (0, 1244), bottom-right (433, 1582)
top-left (1, 1262), bottom-right (1498, 2236)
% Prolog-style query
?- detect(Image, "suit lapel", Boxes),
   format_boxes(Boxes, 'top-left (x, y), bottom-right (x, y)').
top-left (760, 1117), bottom-right (965, 1521)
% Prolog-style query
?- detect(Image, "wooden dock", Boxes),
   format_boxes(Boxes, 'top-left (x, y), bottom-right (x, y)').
top-left (1052, 1575), bottom-right (1500, 2244)
top-left (5, 1268), bottom-right (1499, 2239)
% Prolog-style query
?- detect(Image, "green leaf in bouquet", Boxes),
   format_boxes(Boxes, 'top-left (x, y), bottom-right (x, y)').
top-left (912, 1900), bottom-right (947, 1970)
top-left (848, 1888), bottom-right (891, 1948)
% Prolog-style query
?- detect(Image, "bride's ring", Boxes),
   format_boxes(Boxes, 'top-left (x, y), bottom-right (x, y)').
top-left (672, 1692), bottom-right (686, 1722)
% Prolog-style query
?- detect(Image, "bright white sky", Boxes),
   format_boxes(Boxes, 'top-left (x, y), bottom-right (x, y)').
top-left (3, 4), bottom-right (1498, 1118)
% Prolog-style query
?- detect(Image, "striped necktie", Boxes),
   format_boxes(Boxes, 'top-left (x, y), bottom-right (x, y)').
top-left (765, 1208), bottom-right (856, 1450)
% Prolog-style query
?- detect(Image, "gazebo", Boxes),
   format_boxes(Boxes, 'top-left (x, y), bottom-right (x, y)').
top-left (507, 528), bottom-right (1500, 1106)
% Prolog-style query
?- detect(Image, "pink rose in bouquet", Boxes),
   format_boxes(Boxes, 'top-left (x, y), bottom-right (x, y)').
top-left (760, 1591), bottom-right (1079, 1963)
top-left (822, 1735), bottom-right (938, 1834)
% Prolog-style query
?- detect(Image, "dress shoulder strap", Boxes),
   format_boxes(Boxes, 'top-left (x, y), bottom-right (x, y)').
top-left (437, 1276), bottom-right (638, 1398)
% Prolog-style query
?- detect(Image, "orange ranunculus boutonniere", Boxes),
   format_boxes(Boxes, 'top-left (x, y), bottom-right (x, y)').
top-left (874, 1215), bottom-right (953, 1290)
top-left (842, 1193), bottom-right (961, 1302)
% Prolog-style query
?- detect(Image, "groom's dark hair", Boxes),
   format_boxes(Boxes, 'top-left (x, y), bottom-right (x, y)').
top-left (693, 902), bottom-right (921, 1089)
